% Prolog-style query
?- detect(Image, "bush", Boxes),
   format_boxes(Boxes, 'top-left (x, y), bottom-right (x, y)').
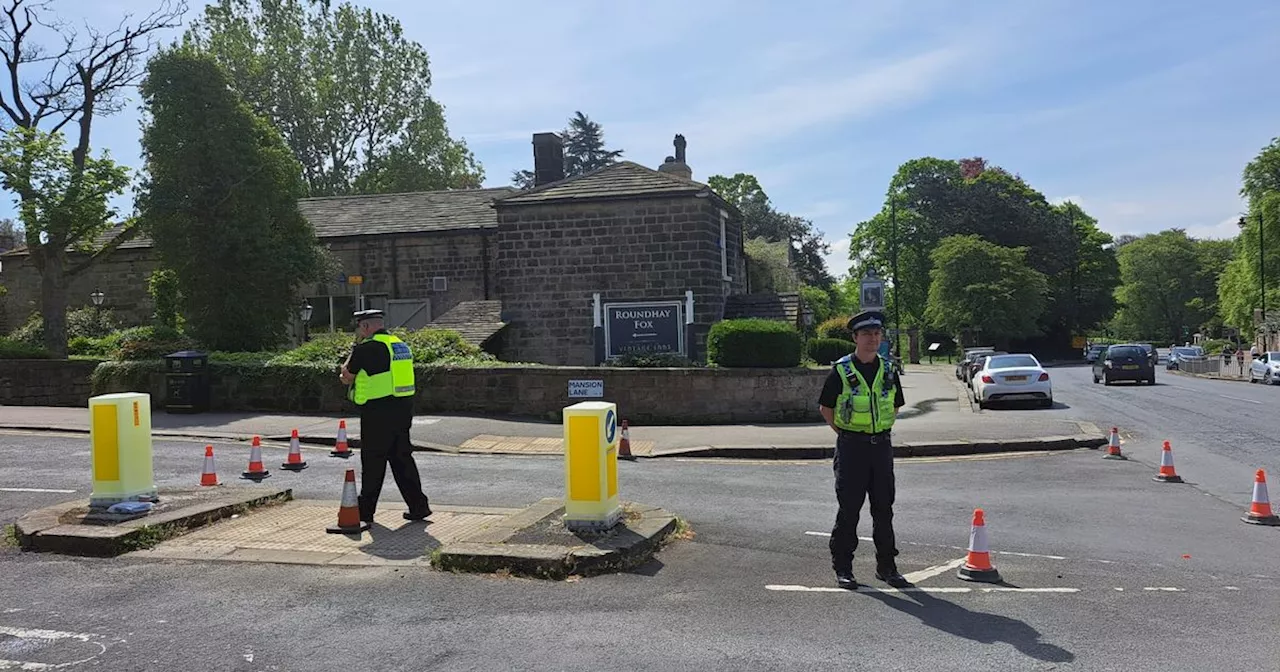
top-left (9, 308), bottom-right (120, 347)
top-left (268, 328), bottom-right (492, 366)
top-left (806, 337), bottom-right (855, 365)
top-left (613, 352), bottom-right (694, 367)
top-left (816, 316), bottom-right (852, 342)
top-left (707, 318), bottom-right (803, 368)
top-left (0, 336), bottom-right (51, 359)
top-left (148, 268), bottom-right (184, 330)
top-left (113, 325), bottom-right (199, 361)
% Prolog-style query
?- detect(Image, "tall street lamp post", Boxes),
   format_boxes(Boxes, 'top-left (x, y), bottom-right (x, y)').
top-left (300, 301), bottom-right (313, 342)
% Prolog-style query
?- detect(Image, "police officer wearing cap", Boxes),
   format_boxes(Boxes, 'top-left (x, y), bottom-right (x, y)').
top-left (338, 309), bottom-right (432, 523)
top-left (817, 309), bottom-right (909, 589)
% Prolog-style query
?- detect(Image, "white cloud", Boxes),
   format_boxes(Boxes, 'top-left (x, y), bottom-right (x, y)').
top-left (824, 237), bottom-right (853, 279)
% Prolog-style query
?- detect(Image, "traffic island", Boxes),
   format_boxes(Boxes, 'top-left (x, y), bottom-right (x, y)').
top-left (13, 486), bottom-right (293, 557)
top-left (432, 497), bottom-right (682, 580)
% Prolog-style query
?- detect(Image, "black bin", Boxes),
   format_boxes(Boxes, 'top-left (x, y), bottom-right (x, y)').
top-left (164, 350), bottom-right (210, 414)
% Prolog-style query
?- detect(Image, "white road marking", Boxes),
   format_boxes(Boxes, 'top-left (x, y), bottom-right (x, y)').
top-left (903, 557), bottom-right (967, 584)
top-left (0, 626), bottom-right (109, 670)
top-left (765, 585), bottom-right (1081, 594)
top-left (412, 417), bottom-right (441, 425)
top-left (802, 532), bottom-right (1069, 561)
top-left (0, 488), bottom-right (75, 494)
top-left (1218, 394), bottom-right (1262, 405)
top-left (0, 626), bottom-right (97, 641)
top-left (1142, 587), bottom-right (1185, 592)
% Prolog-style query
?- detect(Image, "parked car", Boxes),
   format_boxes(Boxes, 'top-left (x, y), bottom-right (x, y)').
top-left (1092, 344), bottom-right (1155, 385)
top-left (966, 351), bottom-right (1008, 388)
top-left (971, 353), bottom-right (1053, 409)
top-left (1248, 351), bottom-right (1280, 384)
top-left (1085, 344), bottom-right (1108, 363)
top-left (1166, 346), bottom-right (1204, 370)
top-left (956, 347), bottom-right (995, 380)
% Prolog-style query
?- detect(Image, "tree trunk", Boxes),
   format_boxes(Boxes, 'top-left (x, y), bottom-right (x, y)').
top-left (40, 253), bottom-right (68, 358)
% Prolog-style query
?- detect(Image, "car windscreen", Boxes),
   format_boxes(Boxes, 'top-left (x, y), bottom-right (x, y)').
top-left (987, 355), bottom-right (1038, 369)
top-left (1108, 346), bottom-right (1144, 359)
top-left (1173, 348), bottom-right (1200, 357)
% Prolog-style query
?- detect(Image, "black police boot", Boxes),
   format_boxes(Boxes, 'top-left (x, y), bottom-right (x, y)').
top-left (833, 560), bottom-right (857, 590)
top-left (876, 562), bottom-right (911, 589)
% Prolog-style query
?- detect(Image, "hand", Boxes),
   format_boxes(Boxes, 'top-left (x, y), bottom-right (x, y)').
top-left (339, 364), bottom-right (354, 385)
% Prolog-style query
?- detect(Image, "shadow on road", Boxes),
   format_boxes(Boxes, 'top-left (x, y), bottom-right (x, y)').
top-left (362, 520), bottom-right (437, 561)
top-left (862, 589), bottom-right (1075, 664)
top-left (897, 398), bottom-right (944, 420)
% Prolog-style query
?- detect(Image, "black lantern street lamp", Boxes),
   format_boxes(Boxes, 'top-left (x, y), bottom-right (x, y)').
top-left (300, 301), bottom-right (313, 342)
top-left (90, 288), bottom-right (105, 310)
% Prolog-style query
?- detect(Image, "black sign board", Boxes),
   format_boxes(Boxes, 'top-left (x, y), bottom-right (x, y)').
top-left (604, 301), bottom-right (684, 358)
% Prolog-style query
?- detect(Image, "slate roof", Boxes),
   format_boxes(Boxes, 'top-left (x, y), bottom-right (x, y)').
top-left (429, 300), bottom-right (507, 347)
top-left (497, 161), bottom-right (713, 206)
top-left (299, 187), bottom-right (516, 238)
top-left (722, 292), bottom-right (803, 325)
top-left (0, 224), bottom-right (152, 258)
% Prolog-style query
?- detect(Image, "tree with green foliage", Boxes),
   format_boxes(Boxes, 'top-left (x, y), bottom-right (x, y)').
top-left (511, 111), bottom-right (623, 188)
top-left (924, 235), bottom-right (1048, 345)
top-left (851, 156), bottom-right (1117, 352)
top-left (138, 49), bottom-right (326, 351)
top-left (1113, 230), bottom-right (1213, 343)
top-left (0, 0), bottom-right (183, 356)
top-left (1218, 138), bottom-right (1280, 337)
top-left (707, 172), bottom-right (834, 290)
top-left (184, 0), bottom-right (483, 197)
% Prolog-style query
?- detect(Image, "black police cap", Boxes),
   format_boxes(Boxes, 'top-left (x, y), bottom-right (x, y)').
top-left (847, 310), bottom-right (886, 333)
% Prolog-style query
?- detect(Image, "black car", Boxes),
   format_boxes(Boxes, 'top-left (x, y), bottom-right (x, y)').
top-left (1092, 344), bottom-right (1156, 385)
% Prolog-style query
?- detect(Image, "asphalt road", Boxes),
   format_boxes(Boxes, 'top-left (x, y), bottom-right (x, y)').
top-left (2, 431), bottom-right (1278, 670)
top-left (997, 363), bottom-right (1280, 510)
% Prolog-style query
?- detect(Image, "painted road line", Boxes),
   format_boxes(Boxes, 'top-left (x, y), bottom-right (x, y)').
top-left (0, 625), bottom-right (109, 670)
top-left (802, 532), bottom-right (1070, 561)
top-left (0, 626), bottom-right (99, 641)
top-left (902, 558), bottom-right (967, 584)
top-left (0, 487), bottom-right (76, 494)
top-left (1142, 587), bottom-right (1186, 592)
top-left (1218, 394), bottom-right (1262, 405)
top-left (765, 585), bottom-right (1081, 594)
top-left (412, 417), bottom-right (441, 425)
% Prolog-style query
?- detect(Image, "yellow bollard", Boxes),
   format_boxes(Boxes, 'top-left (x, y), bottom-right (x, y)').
top-left (88, 392), bottom-right (158, 509)
top-left (562, 401), bottom-right (621, 532)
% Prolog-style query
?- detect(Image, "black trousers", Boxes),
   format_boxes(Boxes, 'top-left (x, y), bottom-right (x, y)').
top-left (358, 424), bottom-right (431, 521)
top-left (829, 431), bottom-right (898, 570)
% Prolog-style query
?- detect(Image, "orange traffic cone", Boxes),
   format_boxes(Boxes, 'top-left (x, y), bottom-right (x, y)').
top-left (1242, 469), bottom-right (1280, 526)
top-left (618, 419), bottom-right (636, 461)
top-left (200, 445), bottom-right (220, 486)
top-left (330, 419), bottom-right (352, 458)
top-left (957, 508), bottom-right (1002, 583)
top-left (1103, 426), bottom-right (1127, 460)
top-left (326, 468), bottom-right (370, 535)
top-left (282, 428), bottom-right (308, 471)
top-left (1153, 440), bottom-right (1183, 483)
top-left (241, 436), bottom-right (271, 481)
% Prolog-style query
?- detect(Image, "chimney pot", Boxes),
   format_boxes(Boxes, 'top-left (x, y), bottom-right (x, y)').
top-left (657, 134), bottom-right (692, 180)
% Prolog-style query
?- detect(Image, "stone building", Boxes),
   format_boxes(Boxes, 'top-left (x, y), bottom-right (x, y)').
top-left (0, 134), bottom-right (804, 365)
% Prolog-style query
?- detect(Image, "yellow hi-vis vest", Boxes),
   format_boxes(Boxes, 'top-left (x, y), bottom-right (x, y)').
top-left (832, 354), bottom-right (897, 433)
top-left (351, 333), bottom-right (416, 405)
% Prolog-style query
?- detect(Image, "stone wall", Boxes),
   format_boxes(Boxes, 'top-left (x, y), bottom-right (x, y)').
top-left (12, 359), bottom-right (826, 424)
top-left (0, 248), bottom-right (160, 333)
top-left (0, 359), bottom-right (100, 406)
top-left (493, 196), bottom-right (748, 366)
top-left (314, 231), bottom-right (494, 323)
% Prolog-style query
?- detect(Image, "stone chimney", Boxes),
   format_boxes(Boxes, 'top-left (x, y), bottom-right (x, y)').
top-left (532, 132), bottom-right (565, 186)
top-left (657, 134), bottom-right (692, 180)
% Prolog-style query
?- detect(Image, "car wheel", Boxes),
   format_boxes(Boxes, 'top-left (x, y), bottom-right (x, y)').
top-left (1092, 375), bottom-right (1099, 384)
top-left (1147, 375), bottom-right (1155, 385)
top-left (1103, 375), bottom-right (1112, 386)
top-left (1040, 398), bottom-right (1053, 409)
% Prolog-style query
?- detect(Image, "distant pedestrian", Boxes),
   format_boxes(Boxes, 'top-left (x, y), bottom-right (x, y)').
top-left (817, 309), bottom-right (909, 590)
top-left (339, 310), bottom-right (432, 524)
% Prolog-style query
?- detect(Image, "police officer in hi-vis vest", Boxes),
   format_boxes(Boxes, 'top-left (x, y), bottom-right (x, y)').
top-left (817, 309), bottom-right (909, 589)
top-left (338, 310), bottom-right (432, 523)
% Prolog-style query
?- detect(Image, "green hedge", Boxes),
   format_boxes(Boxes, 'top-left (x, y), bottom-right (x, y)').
top-left (612, 352), bottom-right (694, 367)
top-left (707, 318), bottom-right (802, 368)
top-left (816, 316), bottom-right (852, 342)
top-left (806, 337), bottom-right (854, 365)
top-left (0, 336), bottom-right (52, 359)
top-left (267, 329), bottom-right (493, 365)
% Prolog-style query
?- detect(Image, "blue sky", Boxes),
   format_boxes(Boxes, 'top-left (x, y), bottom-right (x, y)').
top-left (5, 0), bottom-right (1278, 278)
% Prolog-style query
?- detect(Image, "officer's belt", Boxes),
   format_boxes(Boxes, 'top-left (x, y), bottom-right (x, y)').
top-left (837, 429), bottom-right (891, 444)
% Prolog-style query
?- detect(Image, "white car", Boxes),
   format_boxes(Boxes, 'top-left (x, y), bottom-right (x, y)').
top-left (1248, 351), bottom-right (1280, 384)
top-left (971, 353), bottom-right (1053, 409)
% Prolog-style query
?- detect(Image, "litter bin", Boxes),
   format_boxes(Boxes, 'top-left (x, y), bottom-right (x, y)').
top-left (164, 350), bottom-right (210, 414)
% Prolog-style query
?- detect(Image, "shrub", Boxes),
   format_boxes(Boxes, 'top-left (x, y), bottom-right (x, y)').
top-left (0, 336), bottom-right (51, 359)
top-left (707, 318), bottom-right (802, 368)
top-left (806, 337), bottom-right (855, 365)
top-left (9, 308), bottom-right (121, 347)
top-left (268, 328), bottom-right (491, 366)
top-left (613, 352), bottom-right (694, 367)
top-left (816, 316), bottom-right (852, 342)
top-left (148, 268), bottom-right (184, 330)
top-left (113, 325), bottom-right (199, 361)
